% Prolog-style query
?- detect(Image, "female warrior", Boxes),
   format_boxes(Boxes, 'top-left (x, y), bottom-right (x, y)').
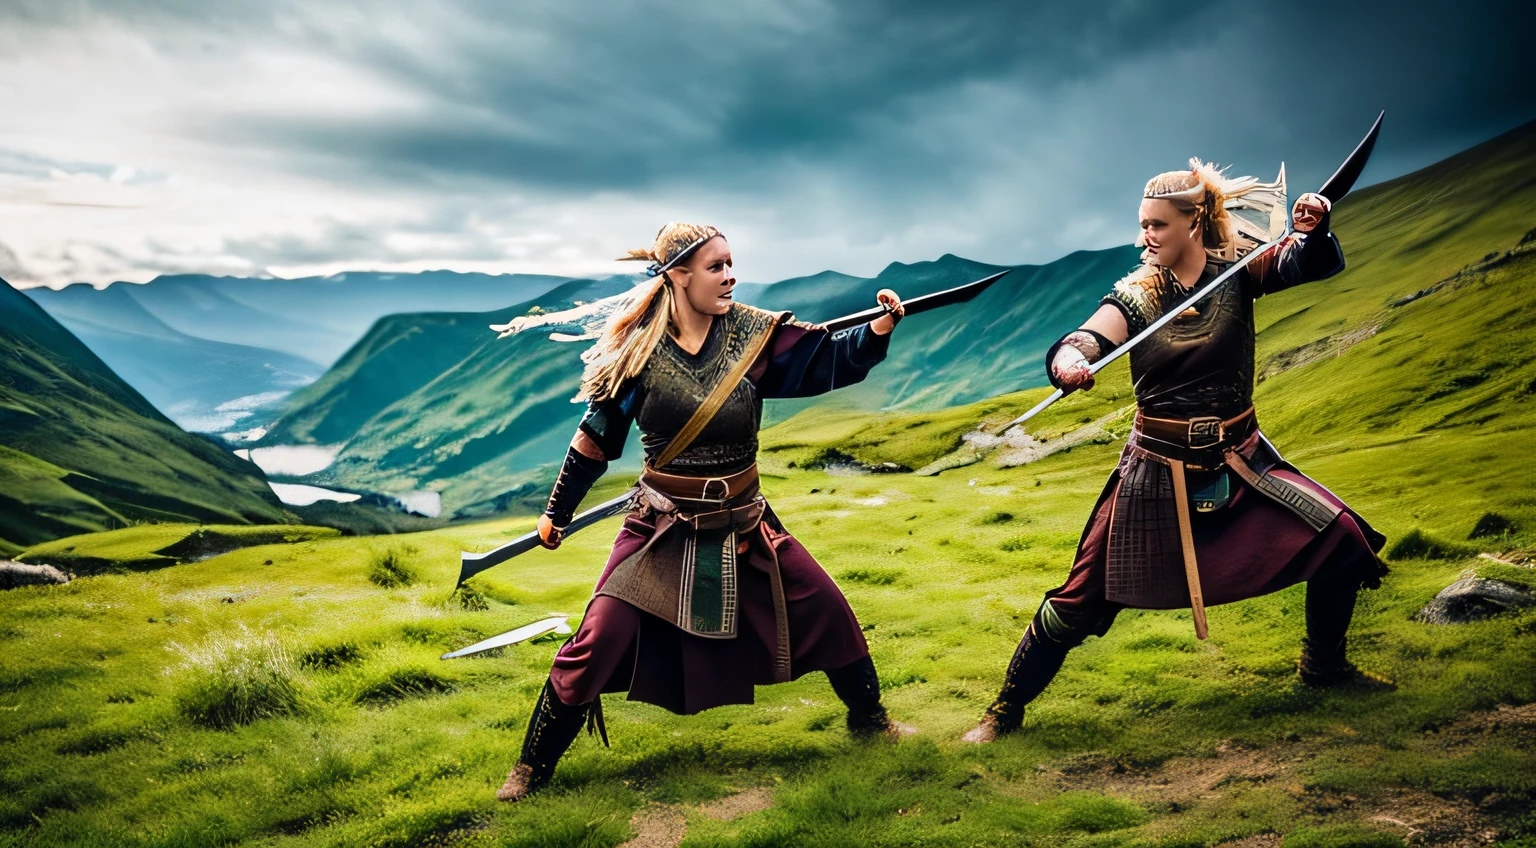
top-left (964, 161), bottom-right (1390, 743)
top-left (498, 222), bottom-right (914, 801)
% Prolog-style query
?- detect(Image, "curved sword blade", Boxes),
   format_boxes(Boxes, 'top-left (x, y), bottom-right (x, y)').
top-left (455, 490), bottom-right (633, 587)
top-left (1319, 111), bottom-right (1384, 203)
top-left (821, 269), bottom-right (1010, 333)
top-left (440, 615), bottom-right (573, 660)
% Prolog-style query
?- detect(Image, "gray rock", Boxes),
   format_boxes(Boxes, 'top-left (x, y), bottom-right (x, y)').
top-left (1415, 570), bottom-right (1535, 624)
top-left (0, 560), bottom-right (70, 589)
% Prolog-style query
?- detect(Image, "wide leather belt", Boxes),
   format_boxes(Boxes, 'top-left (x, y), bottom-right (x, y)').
top-left (638, 464), bottom-right (764, 531)
top-left (1132, 407), bottom-right (1256, 462)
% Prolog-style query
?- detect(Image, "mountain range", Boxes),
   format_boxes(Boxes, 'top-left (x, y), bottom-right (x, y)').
top-left (0, 277), bottom-right (291, 556)
top-left (14, 119), bottom-right (1532, 529)
top-left (23, 270), bottom-right (576, 432)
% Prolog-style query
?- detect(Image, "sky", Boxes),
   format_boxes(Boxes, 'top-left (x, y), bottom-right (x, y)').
top-left (0, 0), bottom-right (1529, 290)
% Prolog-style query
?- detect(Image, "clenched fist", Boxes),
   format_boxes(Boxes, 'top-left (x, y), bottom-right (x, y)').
top-left (871, 288), bottom-right (905, 335)
top-left (1291, 192), bottom-right (1331, 233)
top-left (1051, 345), bottom-right (1096, 391)
top-left (537, 514), bottom-right (564, 550)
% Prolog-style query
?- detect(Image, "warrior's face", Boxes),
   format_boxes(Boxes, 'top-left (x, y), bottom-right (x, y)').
top-left (670, 236), bottom-right (737, 316)
top-left (1138, 198), bottom-right (1201, 270)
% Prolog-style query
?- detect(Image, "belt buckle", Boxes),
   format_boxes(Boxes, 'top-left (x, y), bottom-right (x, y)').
top-left (698, 477), bottom-right (730, 504)
top-left (1187, 416), bottom-right (1224, 449)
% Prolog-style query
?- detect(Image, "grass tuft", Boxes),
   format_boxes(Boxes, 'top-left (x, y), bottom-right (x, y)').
top-left (839, 567), bottom-right (902, 585)
top-left (298, 640), bottom-right (365, 671)
top-left (447, 584), bottom-right (489, 611)
top-left (1386, 528), bottom-right (1479, 561)
top-left (171, 629), bottom-right (304, 729)
top-left (1469, 511), bottom-right (1520, 539)
top-left (367, 546), bottom-right (419, 588)
top-left (354, 664), bottom-right (456, 706)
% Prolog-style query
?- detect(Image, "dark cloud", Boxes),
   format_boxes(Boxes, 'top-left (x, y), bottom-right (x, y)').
top-left (1, 0), bottom-right (1530, 282)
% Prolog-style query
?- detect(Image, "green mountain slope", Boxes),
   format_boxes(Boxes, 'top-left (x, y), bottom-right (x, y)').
top-left (24, 283), bottom-right (323, 431)
top-left (0, 277), bottom-right (293, 554)
top-left (288, 277), bottom-right (637, 514)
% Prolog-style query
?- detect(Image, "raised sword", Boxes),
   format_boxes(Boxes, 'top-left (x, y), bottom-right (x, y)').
top-left (995, 112), bottom-right (1384, 434)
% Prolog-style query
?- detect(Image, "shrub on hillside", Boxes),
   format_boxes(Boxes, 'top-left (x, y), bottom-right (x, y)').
top-left (368, 546), bottom-right (419, 589)
top-left (1386, 528), bottom-right (1477, 561)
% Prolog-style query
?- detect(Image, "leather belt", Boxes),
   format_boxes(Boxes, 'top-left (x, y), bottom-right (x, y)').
top-left (637, 463), bottom-right (764, 531)
top-left (640, 463), bottom-right (760, 504)
top-left (1133, 407), bottom-right (1256, 457)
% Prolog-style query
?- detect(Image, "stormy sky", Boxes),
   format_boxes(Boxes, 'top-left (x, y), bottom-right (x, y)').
top-left (0, 0), bottom-right (1529, 289)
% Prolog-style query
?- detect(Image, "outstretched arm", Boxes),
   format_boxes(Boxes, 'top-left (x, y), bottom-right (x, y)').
top-left (752, 290), bottom-right (905, 399)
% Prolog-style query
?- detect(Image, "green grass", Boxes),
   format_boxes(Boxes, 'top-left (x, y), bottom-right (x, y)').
top-left (1, 126), bottom-right (1534, 846)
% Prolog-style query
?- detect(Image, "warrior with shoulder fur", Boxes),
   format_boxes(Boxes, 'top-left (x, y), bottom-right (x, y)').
top-left (964, 159), bottom-right (1391, 745)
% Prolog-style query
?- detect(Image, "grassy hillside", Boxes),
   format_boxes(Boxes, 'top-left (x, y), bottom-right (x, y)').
top-left (258, 276), bottom-right (636, 449)
top-left (0, 277), bottom-right (295, 553)
top-left (24, 283), bottom-right (323, 432)
top-left (2, 123), bottom-right (1531, 848)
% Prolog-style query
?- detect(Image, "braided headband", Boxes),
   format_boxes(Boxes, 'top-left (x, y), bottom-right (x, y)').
top-left (646, 233), bottom-right (721, 278)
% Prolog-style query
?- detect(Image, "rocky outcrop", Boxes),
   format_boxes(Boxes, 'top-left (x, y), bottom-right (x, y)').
top-left (0, 560), bottom-right (70, 588)
top-left (1415, 569), bottom-right (1535, 624)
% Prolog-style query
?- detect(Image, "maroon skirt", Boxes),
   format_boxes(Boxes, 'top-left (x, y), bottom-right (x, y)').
top-left (549, 506), bottom-right (870, 715)
top-left (1047, 432), bottom-right (1386, 635)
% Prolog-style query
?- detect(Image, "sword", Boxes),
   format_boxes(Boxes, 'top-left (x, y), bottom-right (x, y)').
top-left (441, 614), bottom-right (573, 659)
top-left (456, 269), bottom-right (1012, 586)
top-left (995, 112), bottom-right (1383, 435)
top-left (821, 270), bottom-right (1009, 332)
top-left (455, 491), bottom-right (633, 587)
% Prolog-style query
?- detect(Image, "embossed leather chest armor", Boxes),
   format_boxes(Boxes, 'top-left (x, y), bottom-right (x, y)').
top-left (635, 305), bottom-right (778, 474)
top-left (1109, 263), bottom-right (1257, 420)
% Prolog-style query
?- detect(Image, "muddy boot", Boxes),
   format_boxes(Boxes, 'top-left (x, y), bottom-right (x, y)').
top-left (497, 679), bottom-right (590, 802)
top-left (827, 655), bottom-right (916, 740)
top-left (1299, 578), bottom-right (1394, 689)
top-left (963, 610), bottom-right (1075, 743)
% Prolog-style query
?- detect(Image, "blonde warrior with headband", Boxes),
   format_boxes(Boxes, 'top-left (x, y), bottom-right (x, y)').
top-left (963, 161), bottom-right (1392, 744)
top-left (496, 223), bottom-right (914, 803)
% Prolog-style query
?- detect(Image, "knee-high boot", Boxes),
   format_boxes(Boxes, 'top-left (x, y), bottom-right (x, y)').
top-left (497, 678), bottom-right (593, 802)
top-left (963, 603), bottom-right (1077, 743)
top-left (826, 655), bottom-right (915, 739)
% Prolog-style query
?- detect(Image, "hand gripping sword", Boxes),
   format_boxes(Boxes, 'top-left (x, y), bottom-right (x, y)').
top-left (454, 269), bottom-right (1012, 588)
top-left (994, 112), bottom-right (1383, 435)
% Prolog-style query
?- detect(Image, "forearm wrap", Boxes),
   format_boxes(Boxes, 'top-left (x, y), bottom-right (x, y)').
top-left (1294, 209), bottom-right (1344, 281)
top-left (1044, 328), bottom-right (1117, 389)
top-left (544, 447), bottom-right (607, 527)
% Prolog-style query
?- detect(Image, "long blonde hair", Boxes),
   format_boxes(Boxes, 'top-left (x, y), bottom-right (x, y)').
top-left (576, 222), bottom-right (721, 402)
top-left (1142, 158), bottom-right (1259, 254)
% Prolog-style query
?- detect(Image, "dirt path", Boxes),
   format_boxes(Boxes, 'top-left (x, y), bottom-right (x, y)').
top-left (1041, 703), bottom-right (1535, 847)
top-left (618, 787), bottom-right (776, 848)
